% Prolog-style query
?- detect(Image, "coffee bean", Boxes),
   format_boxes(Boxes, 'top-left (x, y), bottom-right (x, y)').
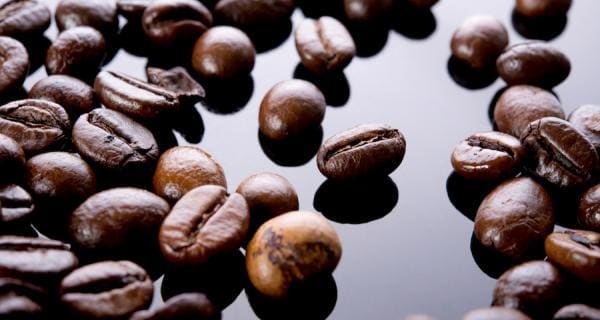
top-left (579, 184), bottom-right (600, 232)
top-left (451, 15), bottom-right (509, 70)
top-left (146, 66), bottom-right (205, 104)
top-left (0, 134), bottom-right (25, 181)
top-left (408, 0), bottom-right (438, 9)
top-left (516, 0), bottom-right (572, 18)
top-left (28, 75), bottom-right (98, 120)
top-left (117, 0), bottom-right (151, 20)
top-left (343, 0), bottom-right (392, 23)
top-left (259, 79), bottom-right (326, 141)
top-left (191, 26), bottom-right (256, 81)
top-left (246, 211), bottom-right (342, 299)
top-left (554, 304), bottom-right (600, 320)
top-left (497, 42), bottom-right (571, 88)
top-left (569, 105), bottom-right (600, 154)
top-left (214, 0), bottom-right (295, 31)
top-left (0, 0), bottom-right (51, 38)
top-left (45, 26), bottom-right (106, 80)
top-left (153, 146), bottom-right (227, 202)
top-left (317, 123), bottom-right (406, 180)
top-left (130, 293), bottom-right (221, 320)
top-left (0, 185), bottom-right (34, 225)
top-left (474, 177), bottom-right (555, 260)
top-left (451, 131), bottom-right (523, 181)
top-left (295, 16), bottom-right (355, 75)
top-left (0, 277), bottom-right (47, 319)
top-left (0, 36), bottom-right (29, 95)
top-left (55, 0), bottom-right (119, 36)
top-left (494, 85), bottom-right (564, 138)
top-left (159, 185), bottom-right (249, 266)
top-left (521, 117), bottom-right (600, 190)
top-left (60, 260), bottom-right (153, 319)
top-left (0, 99), bottom-right (70, 155)
top-left (94, 70), bottom-right (180, 120)
top-left (545, 230), bottom-right (600, 283)
top-left (462, 307), bottom-right (532, 320)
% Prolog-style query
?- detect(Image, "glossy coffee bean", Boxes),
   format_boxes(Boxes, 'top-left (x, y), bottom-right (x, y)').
top-left (160, 185), bottom-right (249, 266)
top-left (117, 0), bottom-right (151, 20)
top-left (569, 104), bottom-right (600, 154)
top-left (69, 188), bottom-right (169, 252)
top-left (0, 0), bottom-right (51, 38)
top-left (95, 70), bottom-right (180, 120)
top-left (0, 184), bottom-right (34, 225)
top-left (451, 15), bottom-right (509, 70)
top-left (295, 16), bottom-right (355, 75)
top-left (60, 260), bottom-right (153, 319)
top-left (408, 0), bottom-right (439, 9)
top-left (545, 230), bottom-right (600, 283)
top-left (146, 66), bottom-right (205, 104)
top-left (579, 184), bottom-right (600, 232)
top-left (0, 134), bottom-right (25, 180)
top-left (474, 177), bottom-right (554, 260)
top-left (497, 42), bottom-right (571, 88)
top-left (130, 293), bottom-right (221, 320)
top-left (463, 307), bottom-right (532, 320)
top-left (0, 277), bottom-right (46, 319)
top-left (0, 36), bottom-right (29, 95)
top-left (45, 27), bottom-right (106, 79)
top-left (494, 85), bottom-right (564, 138)
top-left (259, 79), bottom-right (326, 141)
top-left (214, 0), bottom-right (295, 31)
top-left (28, 75), bottom-right (98, 120)
top-left (451, 132), bottom-right (523, 181)
top-left (55, 0), bottom-right (119, 36)
top-left (153, 146), bottom-right (226, 202)
top-left (516, 0), bottom-right (572, 18)
top-left (317, 124), bottom-right (406, 180)
top-left (0, 99), bottom-right (70, 155)
top-left (192, 26), bottom-right (255, 81)
top-left (246, 211), bottom-right (342, 299)
top-left (554, 304), bottom-right (600, 320)
top-left (343, 0), bottom-right (393, 23)
top-left (142, 0), bottom-right (212, 48)
top-left (72, 109), bottom-right (159, 172)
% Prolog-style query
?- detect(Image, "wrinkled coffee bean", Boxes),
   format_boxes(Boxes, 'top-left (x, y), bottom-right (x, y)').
top-left (474, 177), bottom-right (554, 260)
top-left (159, 185), bottom-right (249, 266)
top-left (0, 184), bottom-right (33, 225)
top-left (516, 0), bottom-right (572, 18)
top-left (0, 134), bottom-right (24, 180)
top-left (317, 123), bottom-right (406, 180)
top-left (497, 42), bottom-right (571, 88)
top-left (545, 230), bottom-right (600, 283)
top-left (0, 36), bottom-right (28, 95)
top-left (117, 0), bottom-right (151, 20)
top-left (554, 304), bottom-right (600, 320)
top-left (0, 277), bottom-right (46, 319)
top-left (45, 26), bottom-right (106, 79)
top-left (451, 15), bottom-right (509, 70)
top-left (28, 75), bottom-right (98, 120)
top-left (462, 307), bottom-right (532, 320)
top-left (146, 66), bottom-right (205, 104)
top-left (451, 131), bottom-right (523, 181)
top-left (579, 184), bottom-right (600, 232)
top-left (343, 0), bottom-right (393, 23)
top-left (214, 0), bottom-right (295, 31)
top-left (130, 293), bottom-right (221, 320)
top-left (55, 0), bottom-right (119, 36)
top-left (60, 260), bottom-right (153, 319)
top-left (569, 104), bottom-right (600, 154)
top-left (0, 0), bottom-right (51, 38)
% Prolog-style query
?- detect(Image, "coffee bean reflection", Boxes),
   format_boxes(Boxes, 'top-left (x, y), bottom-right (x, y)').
top-left (347, 21), bottom-right (389, 58)
top-left (488, 86), bottom-right (508, 127)
top-left (293, 64), bottom-right (351, 107)
top-left (259, 126), bottom-right (323, 167)
top-left (447, 56), bottom-right (498, 90)
top-left (314, 177), bottom-right (398, 224)
top-left (201, 76), bottom-right (254, 115)
top-left (512, 10), bottom-right (567, 41)
top-left (168, 105), bottom-right (205, 144)
top-left (298, 0), bottom-right (344, 19)
top-left (470, 233), bottom-right (519, 279)
top-left (119, 22), bottom-right (153, 57)
top-left (392, 2), bottom-right (437, 40)
top-left (246, 19), bottom-right (293, 54)
top-left (446, 172), bottom-right (496, 221)
top-left (20, 35), bottom-right (51, 75)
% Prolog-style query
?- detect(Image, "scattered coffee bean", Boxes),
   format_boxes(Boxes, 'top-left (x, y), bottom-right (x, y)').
top-left (569, 104), bottom-right (600, 154)
top-left (0, 134), bottom-right (25, 180)
top-left (579, 184), bottom-right (600, 232)
top-left (130, 293), bottom-right (221, 320)
top-left (0, 0), bottom-right (51, 38)
top-left (55, 0), bottom-right (119, 36)
top-left (146, 66), bottom-right (205, 104)
top-left (553, 304), bottom-right (600, 320)
top-left (343, 0), bottom-right (393, 23)
top-left (213, 0), bottom-right (295, 31)
top-left (462, 307), bottom-right (532, 320)
top-left (545, 230), bottom-right (600, 283)
top-left (45, 26), bottom-right (107, 79)
top-left (408, 0), bottom-right (439, 9)
top-left (28, 75), bottom-right (98, 120)
top-left (0, 36), bottom-right (29, 95)
top-left (516, 0), bottom-right (572, 18)
top-left (0, 277), bottom-right (46, 319)
top-left (451, 15), bottom-right (509, 70)
top-left (117, 0), bottom-right (151, 20)
top-left (0, 185), bottom-right (34, 225)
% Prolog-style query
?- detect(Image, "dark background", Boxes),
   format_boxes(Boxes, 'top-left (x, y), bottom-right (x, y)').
top-left (32, 0), bottom-right (600, 319)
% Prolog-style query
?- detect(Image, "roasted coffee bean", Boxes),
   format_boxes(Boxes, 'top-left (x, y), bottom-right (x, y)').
top-left (451, 15), bottom-right (509, 70)
top-left (45, 26), bottom-right (106, 79)
top-left (0, 184), bottom-right (33, 225)
top-left (60, 260), bottom-right (153, 319)
top-left (516, 0), bottom-right (572, 18)
top-left (579, 184), bottom-right (600, 232)
top-left (545, 230), bottom-right (600, 283)
top-left (153, 146), bottom-right (226, 202)
top-left (343, 0), bottom-right (393, 23)
top-left (522, 117), bottom-right (600, 190)
top-left (95, 70), bottom-right (180, 120)
top-left (554, 304), bottom-right (600, 320)
top-left (0, 0), bottom-right (51, 38)
top-left (497, 42), bottom-right (571, 88)
top-left (142, 0), bottom-right (212, 48)
top-left (55, 0), bottom-right (118, 36)
top-left (451, 132), bottom-right (523, 181)
top-left (493, 261), bottom-right (564, 319)
top-left (72, 108), bottom-right (159, 171)
top-left (463, 307), bottom-right (532, 320)
top-left (0, 36), bottom-right (28, 95)
top-left (317, 124), bottom-right (406, 180)
top-left (0, 99), bottom-right (70, 155)
top-left (29, 75), bottom-right (98, 120)
top-left (474, 177), bottom-right (555, 260)
top-left (159, 185), bottom-right (249, 266)
top-left (408, 0), bottom-right (438, 9)
top-left (213, 0), bottom-right (295, 31)
top-left (192, 26), bottom-right (255, 81)
top-left (117, 0), bottom-right (151, 20)
top-left (69, 188), bottom-right (169, 252)
top-left (569, 105), bottom-right (600, 154)
top-left (246, 211), bottom-right (342, 299)
top-left (130, 293), bottom-right (221, 320)
top-left (259, 79), bottom-right (326, 141)
top-left (146, 66), bottom-right (205, 104)
top-left (0, 134), bottom-right (24, 180)
top-left (494, 85), bottom-right (564, 138)
top-left (0, 277), bottom-right (46, 319)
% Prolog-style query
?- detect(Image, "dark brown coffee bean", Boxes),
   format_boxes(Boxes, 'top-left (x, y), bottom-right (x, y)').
top-left (451, 132), bottom-right (523, 181)
top-left (0, 185), bottom-right (34, 225)
top-left (72, 108), bottom-right (159, 172)
top-left (451, 15), bottom-right (509, 70)
top-left (117, 0), bottom-right (151, 20)
top-left (28, 75), bottom-right (98, 120)
top-left (0, 0), bottom-right (51, 38)
top-left (146, 66), bottom-right (205, 104)
top-left (474, 177), bottom-right (555, 260)
top-left (213, 0), bottom-right (295, 31)
top-left (60, 260), bottom-right (153, 319)
top-left (159, 185), bottom-right (249, 266)
top-left (545, 230), bottom-right (600, 283)
top-left (95, 70), bottom-right (180, 120)
top-left (0, 36), bottom-right (28, 95)
top-left (0, 99), bottom-right (70, 155)
top-left (407, 0), bottom-right (438, 9)
top-left (569, 105), bottom-right (600, 155)
top-left (554, 304), bottom-right (600, 320)
top-left (45, 26), bottom-right (106, 79)
top-left (579, 184), bottom-right (600, 232)
top-left (343, 0), bottom-right (392, 23)
top-left (317, 124), bottom-right (406, 180)
top-left (0, 277), bottom-right (46, 319)
top-left (494, 85), bottom-right (564, 138)
top-left (0, 134), bottom-right (25, 180)
top-left (130, 293), bottom-right (221, 320)
top-left (191, 26), bottom-right (255, 81)
top-left (463, 307), bottom-right (532, 320)
top-left (259, 79), bottom-right (326, 141)
top-left (497, 42), bottom-right (571, 88)
top-left (516, 0), bottom-right (572, 18)
top-left (55, 0), bottom-right (119, 36)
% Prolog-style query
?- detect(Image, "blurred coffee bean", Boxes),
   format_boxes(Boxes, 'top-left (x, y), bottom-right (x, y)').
top-left (0, 184), bottom-right (34, 225)
top-left (117, 0), bottom-right (151, 20)
top-left (0, 134), bottom-right (25, 181)
top-left (343, 0), bottom-right (393, 23)
top-left (451, 15), bottom-right (509, 70)
top-left (213, 0), bottom-right (295, 31)
top-left (131, 293), bottom-right (221, 320)
top-left (0, 277), bottom-right (47, 319)
top-left (0, 0), bottom-right (51, 38)
top-left (0, 36), bottom-right (28, 95)
top-left (511, 9), bottom-right (567, 41)
top-left (579, 184), bottom-right (600, 232)
top-left (28, 75), bottom-right (98, 121)
top-left (553, 304), bottom-right (600, 320)
top-left (545, 230), bottom-right (600, 283)
top-left (462, 307), bottom-right (532, 320)
top-left (516, 0), bottom-right (572, 18)
top-left (55, 0), bottom-right (119, 36)
top-left (146, 66), bottom-right (205, 104)
top-left (569, 104), bottom-right (600, 155)
top-left (45, 27), bottom-right (106, 80)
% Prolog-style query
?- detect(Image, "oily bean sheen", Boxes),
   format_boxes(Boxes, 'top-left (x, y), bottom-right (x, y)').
top-left (246, 211), bottom-right (342, 299)
top-left (295, 16), bottom-right (356, 75)
top-left (29, 75), bottom-right (98, 120)
top-left (55, 0), bottom-right (118, 36)
top-left (497, 42), bottom-right (571, 88)
top-left (545, 230), bottom-right (600, 283)
top-left (516, 0), bottom-right (572, 18)
top-left (72, 109), bottom-right (159, 171)
top-left (117, 0), bottom-right (151, 20)
top-left (343, 0), bottom-right (393, 23)
top-left (130, 293), bottom-right (221, 320)
top-left (569, 105), bottom-right (600, 154)
top-left (554, 304), bottom-right (600, 320)
top-left (474, 177), bottom-right (554, 260)
top-left (60, 260), bottom-right (153, 319)
top-left (0, 36), bottom-right (28, 95)
top-left (0, 184), bottom-right (34, 224)
top-left (522, 117), bottom-right (600, 190)
top-left (494, 85), bottom-right (564, 138)
top-left (579, 184), bottom-right (600, 232)
top-left (0, 99), bottom-right (70, 155)
top-left (159, 185), bottom-right (250, 266)
top-left (45, 27), bottom-right (106, 79)
top-left (0, 0), bottom-right (51, 38)
top-left (214, 0), bottom-right (295, 31)
top-left (0, 277), bottom-right (46, 318)
top-left (69, 188), bottom-right (169, 252)
top-left (462, 307), bottom-right (532, 320)
top-left (451, 131), bottom-right (523, 181)
top-left (95, 70), bottom-right (180, 120)
top-left (146, 66), bottom-right (205, 103)
top-left (317, 123), bottom-right (406, 180)
top-left (0, 134), bottom-right (25, 179)
top-left (450, 15), bottom-right (509, 70)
